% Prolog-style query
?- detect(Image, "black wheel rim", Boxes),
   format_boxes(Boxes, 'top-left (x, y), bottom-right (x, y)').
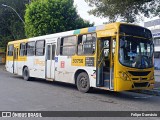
top-left (80, 76), bottom-right (88, 88)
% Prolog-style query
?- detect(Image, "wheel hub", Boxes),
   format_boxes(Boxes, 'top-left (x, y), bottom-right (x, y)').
top-left (80, 77), bottom-right (87, 88)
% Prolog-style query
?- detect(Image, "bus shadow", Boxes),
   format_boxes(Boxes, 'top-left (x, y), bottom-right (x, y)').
top-left (11, 75), bottom-right (155, 101)
top-left (11, 75), bottom-right (77, 89)
top-left (32, 79), bottom-right (143, 101)
top-left (30, 77), bottom-right (77, 90)
top-left (11, 75), bottom-right (23, 80)
top-left (90, 88), bottom-right (155, 102)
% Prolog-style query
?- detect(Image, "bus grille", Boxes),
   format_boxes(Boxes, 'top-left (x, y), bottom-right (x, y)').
top-left (132, 78), bottom-right (147, 80)
top-left (134, 82), bottom-right (149, 87)
top-left (128, 71), bottom-right (150, 76)
top-left (141, 78), bottom-right (147, 80)
top-left (132, 78), bottom-right (139, 80)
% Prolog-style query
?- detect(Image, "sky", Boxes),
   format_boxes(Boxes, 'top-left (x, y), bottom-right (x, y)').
top-left (74, 0), bottom-right (106, 26)
top-left (74, 0), bottom-right (159, 26)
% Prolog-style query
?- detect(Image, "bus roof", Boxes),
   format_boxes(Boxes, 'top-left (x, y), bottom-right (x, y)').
top-left (8, 22), bottom-right (146, 45)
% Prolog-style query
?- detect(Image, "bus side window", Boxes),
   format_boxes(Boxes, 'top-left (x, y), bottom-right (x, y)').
top-left (56, 38), bottom-right (61, 55)
top-left (60, 36), bottom-right (77, 56)
top-left (8, 44), bottom-right (14, 56)
top-left (77, 35), bottom-right (85, 55)
top-left (26, 41), bottom-right (35, 56)
top-left (52, 45), bottom-right (56, 60)
top-left (78, 33), bottom-right (96, 55)
top-left (19, 43), bottom-right (26, 56)
top-left (35, 40), bottom-right (45, 56)
top-left (47, 45), bottom-right (51, 60)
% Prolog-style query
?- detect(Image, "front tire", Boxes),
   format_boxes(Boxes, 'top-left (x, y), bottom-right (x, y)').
top-left (23, 67), bottom-right (30, 81)
top-left (76, 72), bottom-right (90, 93)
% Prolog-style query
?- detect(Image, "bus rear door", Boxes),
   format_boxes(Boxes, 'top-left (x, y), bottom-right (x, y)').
top-left (46, 43), bottom-right (56, 80)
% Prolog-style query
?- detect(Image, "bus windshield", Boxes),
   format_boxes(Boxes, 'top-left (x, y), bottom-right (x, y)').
top-left (119, 36), bottom-right (154, 69)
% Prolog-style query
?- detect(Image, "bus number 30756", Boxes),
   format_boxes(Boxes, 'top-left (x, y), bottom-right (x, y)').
top-left (73, 59), bottom-right (83, 63)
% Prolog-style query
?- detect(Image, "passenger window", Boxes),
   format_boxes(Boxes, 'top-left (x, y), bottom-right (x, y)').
top-left (52, 45), bottom-right (55, 60)
top-left (26, 41), bottom-right (35, 56)
top-left (35, 40), bottom-right (45, 56)
top-left (19, 43), bottom-right (26, 56)
top-left (8, 44), bottom-right (14, 56)
top-left (56, 38), bottom-right (61, 55)
top-left (60, 36), bottom-right (77, 56)
top-left (47, 45), bottom-right (51, 60)
top-left (78, 33), bottom-right (96, 55)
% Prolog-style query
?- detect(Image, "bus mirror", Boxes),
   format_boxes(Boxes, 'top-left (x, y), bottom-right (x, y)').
top-left (120, 39), bottom-right (125, 48)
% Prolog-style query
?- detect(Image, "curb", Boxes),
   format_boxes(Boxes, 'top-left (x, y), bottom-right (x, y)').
top-left (155, 75), bottom-right (160, 76)
top-left (136, 89), bottom-right (160, 96)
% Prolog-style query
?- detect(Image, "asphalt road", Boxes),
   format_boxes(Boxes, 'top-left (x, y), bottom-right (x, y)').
top-left (0, 67), bottom-right (160, 120)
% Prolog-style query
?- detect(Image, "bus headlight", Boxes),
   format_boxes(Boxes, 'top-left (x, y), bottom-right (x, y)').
top-left (150, 73), bottom-right (154, 80)
top-left (119, 71), bottom-right (130, 81)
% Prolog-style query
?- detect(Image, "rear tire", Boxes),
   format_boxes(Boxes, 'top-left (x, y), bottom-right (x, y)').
top-left (76, 72), bottom-right (90, 93)
top-left (23, 67), bottom-right (30, 81)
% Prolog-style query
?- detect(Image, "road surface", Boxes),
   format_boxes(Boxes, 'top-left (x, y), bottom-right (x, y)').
top-left (0, 66), bottom-right (160, 120)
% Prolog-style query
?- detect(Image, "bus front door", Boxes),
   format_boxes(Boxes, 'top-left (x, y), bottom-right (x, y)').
top-left (13, 47), bottom-right (18, 74)
top-left (46, 44), bottom-right (56, 80)
top-left (97, 37), bottom-right (115, 90)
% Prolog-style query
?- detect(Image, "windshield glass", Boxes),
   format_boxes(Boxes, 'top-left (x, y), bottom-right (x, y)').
top-left (119, 36), bottom-right (154, 69)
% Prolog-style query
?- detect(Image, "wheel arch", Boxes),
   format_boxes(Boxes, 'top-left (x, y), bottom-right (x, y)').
top-left (74, 69), bottom-right (89, 84)
top-left (22, 65), bottom-right (28, 74)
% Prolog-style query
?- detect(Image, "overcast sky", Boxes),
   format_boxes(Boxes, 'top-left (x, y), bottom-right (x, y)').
top-left (74, 0), bottom-right (107, 26)
top-left (74, 0), bottom-right (159, 26)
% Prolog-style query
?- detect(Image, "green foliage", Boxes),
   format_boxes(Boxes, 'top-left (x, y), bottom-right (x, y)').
top-left (0, 0), bottom-right (28, 47)
top-left (85, 0), bottom-right (160, 23)
top-left (25, 0), bottom-right (93, 37)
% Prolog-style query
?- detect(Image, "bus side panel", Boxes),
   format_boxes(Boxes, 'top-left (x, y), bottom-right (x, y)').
top-left (54, 56), bottom-right (96, 87)
top-left (26, 56), bottom-right (35, 77)
top-left (17, 61), bottom-right (23, 76)
top-left (54, 56), bottom-right (73, 83)
top-left (33, 56), bottom-right (45, 79)
top-left (72, 67), bottom-right (97, 88)
top-left (17, 61), bottom-right (27, 76)
top-left (26, 56), bottom-right (45, 79)
top-left (17, 57), bottom-right (27, 76)
top-left (6, 56), bottom-right (14, 73)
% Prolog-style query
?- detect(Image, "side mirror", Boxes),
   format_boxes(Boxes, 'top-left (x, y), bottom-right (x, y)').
top-left (120, 39), bottom-right (125, 48)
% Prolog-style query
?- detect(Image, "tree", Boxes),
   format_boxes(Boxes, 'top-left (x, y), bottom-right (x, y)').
top-left (25, 0), bottom-right (93, 38)
top-left (0, 0), bottom-right (28, 47)
top-left (85, 0), bottom-right (160, 23)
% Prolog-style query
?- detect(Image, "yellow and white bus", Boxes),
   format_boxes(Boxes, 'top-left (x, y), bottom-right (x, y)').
top-left (6, 22), bottom-right (155, 92)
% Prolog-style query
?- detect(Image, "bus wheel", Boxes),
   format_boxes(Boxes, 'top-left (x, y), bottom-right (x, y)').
top-left (76, 72), bottom-right (90, 93)
top-left (23, 67), bottom-right (30, 81)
